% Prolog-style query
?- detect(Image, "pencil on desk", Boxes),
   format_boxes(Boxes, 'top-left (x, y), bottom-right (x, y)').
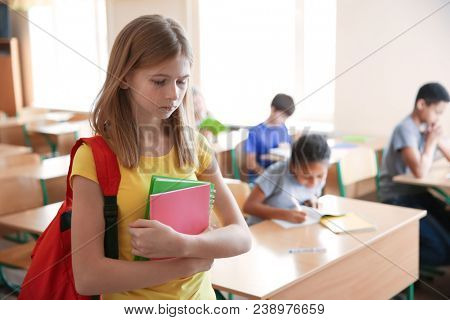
top-left (288, 247), bottom-right (326, 254)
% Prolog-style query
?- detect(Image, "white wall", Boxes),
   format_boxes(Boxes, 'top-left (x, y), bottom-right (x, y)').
top-left (105, 0), bottom-right (200, 84)
top-left (334, 0), bottom-right (450, 137)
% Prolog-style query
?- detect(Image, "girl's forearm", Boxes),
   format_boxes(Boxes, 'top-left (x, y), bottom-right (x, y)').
top-left (73, 257), bottom-right (195, 296)
top-left (182, 224), bottom-right (251, 258)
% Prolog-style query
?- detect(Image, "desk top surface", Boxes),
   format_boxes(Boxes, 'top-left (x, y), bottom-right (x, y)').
top-left (0, 144), bottom-right (32, 158)
top-left (27, 120), bottom-right (88, 136)
top-left (0, 155), bottom-right (70, 180)
top-left (393, 158), bottom-right (450, 189)
top-left (0, 202), bottom-right (62, 234)
top-left (211, 195), bottom-right (425, 299)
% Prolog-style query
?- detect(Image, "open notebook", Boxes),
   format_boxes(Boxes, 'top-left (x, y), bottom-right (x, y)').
top-left (320, 213), bottom-right (376, 234)
top-left (273, 206), bottom-right (344, 229)
top-left (273, 206), bottom-right (375, 234)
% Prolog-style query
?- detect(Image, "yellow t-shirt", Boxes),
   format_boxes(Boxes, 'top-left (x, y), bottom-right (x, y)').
top-left (70, 133), bottom-right (216, 300)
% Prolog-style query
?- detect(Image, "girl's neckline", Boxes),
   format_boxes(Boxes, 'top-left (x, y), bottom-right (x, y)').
top-left (140, 145), bottom-right (174, 159)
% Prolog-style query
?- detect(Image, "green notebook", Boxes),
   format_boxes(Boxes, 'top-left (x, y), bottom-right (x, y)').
top-left (134, 175), bottom-right (215, 261)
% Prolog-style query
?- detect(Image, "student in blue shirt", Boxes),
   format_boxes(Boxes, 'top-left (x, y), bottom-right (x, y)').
top-left (379, 82), bottom-right (450, 267)
top-left (245, 93), bottom-right (295, 182)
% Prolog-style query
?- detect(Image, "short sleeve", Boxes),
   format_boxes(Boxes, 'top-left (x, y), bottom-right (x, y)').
top-left (245, 129), bottom-right (257, 154)
top-left (70, 144), bottom-right (99, 187)
top-left (196, 132), bottom-right (214, 174)
top-left (392, 125), bottom-right (419, 152)
top-left (284, 126), bottom-right (292, 143)
top-left (254, 162), bottom-right (284, 197)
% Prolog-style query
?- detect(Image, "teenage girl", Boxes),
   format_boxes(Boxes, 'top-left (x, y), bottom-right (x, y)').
top-left (71, 15), bottom-right (251, 299)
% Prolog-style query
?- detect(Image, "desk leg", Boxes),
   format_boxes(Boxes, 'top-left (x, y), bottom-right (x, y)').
top-left (336, 162), bottom-right (346, 197)
top-left (407, 284), bottom-right (414, 300)
top-left (230, 149), bottom-right (240, 180)
top-left (39, 179), bottom-right (49, 205)
top-left (215, 289), bottom-right (226, 300)
top-left (21, 125), bottom-right (32, 148)
top-left (40, 133), bottom-right (58, 157)
top-left (431, 187), bottom-right (450, 205)
top-left (214, 289), bottom-right (235, 300)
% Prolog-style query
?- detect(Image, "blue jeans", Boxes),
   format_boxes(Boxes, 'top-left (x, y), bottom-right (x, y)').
top-left (383, 192), bottom-right (450, 267)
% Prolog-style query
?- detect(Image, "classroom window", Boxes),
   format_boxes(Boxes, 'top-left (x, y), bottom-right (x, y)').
top-left (28, 0), bottom-right (107, 111)
top-left (299, 0), bottom-right (336, 124)
top-left (198, 0), bottom-right (336, 130)
top-left (198, 0), bottom-right (297, 126)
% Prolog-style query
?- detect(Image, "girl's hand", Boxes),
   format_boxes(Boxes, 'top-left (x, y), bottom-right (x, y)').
top-left (129, 219), bottom-right (187, 258)
top-left (282, 210), bottom-right (306, 223)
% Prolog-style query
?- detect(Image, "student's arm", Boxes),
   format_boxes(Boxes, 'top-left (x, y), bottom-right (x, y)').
top-left (401, 124), bottom-right (442, 178)
top-left (71, 175), bottom-right (213, 296)
top-left (246, 152), bottom-right (265, 175)
top-left (245, 130), bottom-right (265, 174)
top-left (243, 185), bottom-right (306, 223)
top-left (437, 139), bottom-right (450, 161)
top-left (129, 157), bottom-right (252, 259)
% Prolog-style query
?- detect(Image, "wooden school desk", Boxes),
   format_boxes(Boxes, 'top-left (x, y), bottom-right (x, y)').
top-left (0, 143), bottom-right (31, 158)
top-left (0, 155), bottom-right (69, 180)
top-left (26, 120), bottom-right (88, 156)
top-left (0, 202), bottom-right (62, 235)
top-left (0, 113), bottom-right (65, 147)
top-left (0, 155), bottom-right (70, 204)
top-left (211, 195), bottom-right (425, 299)
top-left (393, 158), bottom-right (450, 203)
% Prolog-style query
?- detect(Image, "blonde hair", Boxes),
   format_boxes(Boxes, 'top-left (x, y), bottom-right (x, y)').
top-left (92, 15), bottom-right (197, 169)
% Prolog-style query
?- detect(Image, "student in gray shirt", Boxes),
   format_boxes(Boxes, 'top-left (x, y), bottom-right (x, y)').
top-left (380, 82), bottom-right (450, 267)
top-left (243, 134), bottom-right (330, 225)
top-left (379, 115), bottom-right (428, 201)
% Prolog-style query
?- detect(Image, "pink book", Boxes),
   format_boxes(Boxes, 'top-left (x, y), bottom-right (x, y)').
top-left (149, 184), bottom-right (210, 235)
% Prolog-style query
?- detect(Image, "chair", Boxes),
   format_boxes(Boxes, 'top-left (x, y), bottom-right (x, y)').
top-left (218, 178), bottom-right (252, 300)
top-left (230, 139), bottom-right (248, 181)
top-left (336, 146), bottom-right (380, 198)
top-left (224, 178), bottom-right (251, 220)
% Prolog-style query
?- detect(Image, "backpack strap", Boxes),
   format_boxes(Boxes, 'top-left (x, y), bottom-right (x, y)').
top-left (65, 136), bottom-right (121, 259)
top-left (82, 136), bottom-right (121, 259)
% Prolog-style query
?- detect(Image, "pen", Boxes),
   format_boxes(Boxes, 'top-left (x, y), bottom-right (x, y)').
top-left (290, 196), bottom-right (302, 210)
top-left (288, 247), bottom-right (326, 254)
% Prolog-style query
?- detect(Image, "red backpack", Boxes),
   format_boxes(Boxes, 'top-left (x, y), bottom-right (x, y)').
top-left (19, 136), bottom-right (120, 299)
